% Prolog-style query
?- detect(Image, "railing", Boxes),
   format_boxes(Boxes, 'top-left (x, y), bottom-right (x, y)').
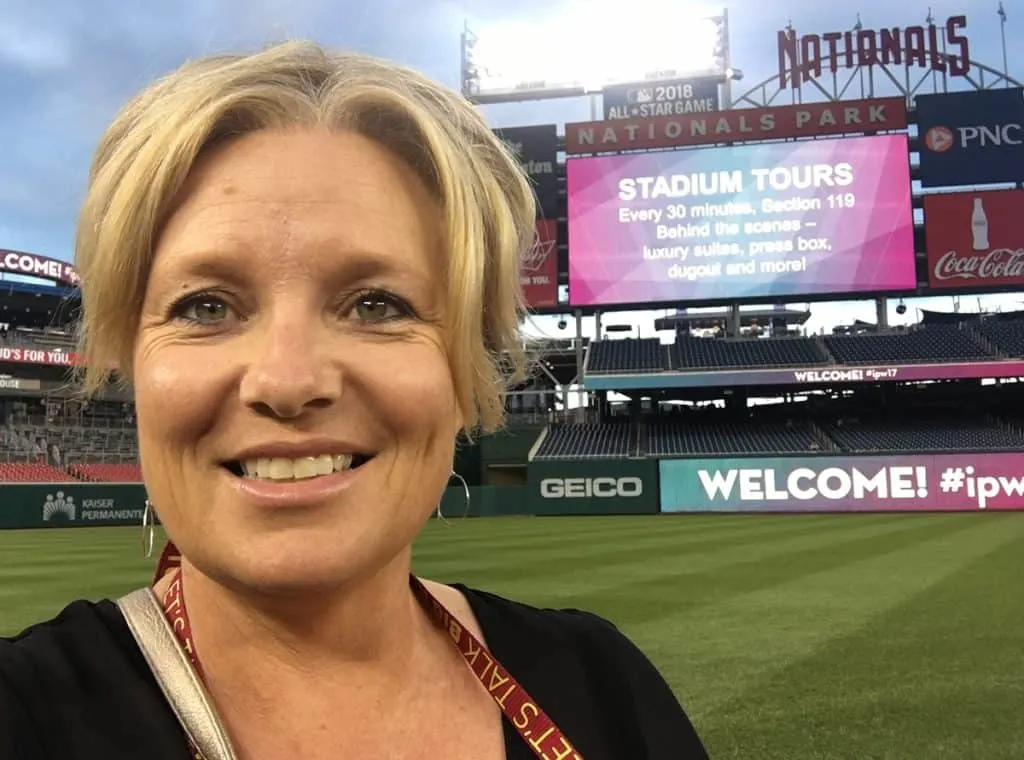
top-left (6, 415), bottom-right (136, 430)
top-left (0, 450), bottom-right (139, 465)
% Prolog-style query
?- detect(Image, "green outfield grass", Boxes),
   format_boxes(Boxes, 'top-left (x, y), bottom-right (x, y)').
top-left (1, 513), bottom-right (1022, 759)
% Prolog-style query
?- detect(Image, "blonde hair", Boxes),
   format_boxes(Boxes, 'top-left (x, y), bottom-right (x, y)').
top-left (75, 41), bottom-right (538, 435)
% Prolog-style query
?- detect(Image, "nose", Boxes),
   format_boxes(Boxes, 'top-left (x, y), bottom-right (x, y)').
top-left (238, 311), bottom-right (341, 420)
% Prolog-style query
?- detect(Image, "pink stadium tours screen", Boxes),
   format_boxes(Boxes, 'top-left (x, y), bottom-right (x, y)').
top-left (566, 134), bottom-right (916, 307)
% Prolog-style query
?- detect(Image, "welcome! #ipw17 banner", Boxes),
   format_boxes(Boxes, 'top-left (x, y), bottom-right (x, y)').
top-left (566, 134), bottom-right (916, 307)
top-left (659, 454), bottom-right (1024, 513)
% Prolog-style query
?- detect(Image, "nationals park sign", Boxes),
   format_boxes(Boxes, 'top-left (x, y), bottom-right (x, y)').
top-left (564, 97), bottom-right (906, 154)
top-left (777, 15), bottom-right (970, 88)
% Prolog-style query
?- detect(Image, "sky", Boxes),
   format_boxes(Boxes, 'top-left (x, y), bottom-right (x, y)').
top-left (0, 0), bottom-right (1020, 341)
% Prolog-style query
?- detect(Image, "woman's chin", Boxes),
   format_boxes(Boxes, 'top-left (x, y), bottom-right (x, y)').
top-left (198, 532), bottom-right (407, 600)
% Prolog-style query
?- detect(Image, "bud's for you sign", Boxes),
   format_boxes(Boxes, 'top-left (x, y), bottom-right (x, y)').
top-left (924, 189), bottom-right (1024, 290)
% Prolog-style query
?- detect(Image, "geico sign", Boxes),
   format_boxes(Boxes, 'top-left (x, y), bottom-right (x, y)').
top-left (540, 477), bottom-right (644, 499)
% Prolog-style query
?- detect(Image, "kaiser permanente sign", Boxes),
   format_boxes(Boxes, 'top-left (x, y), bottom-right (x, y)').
top-left (0, 485), bottom-right (148, 530)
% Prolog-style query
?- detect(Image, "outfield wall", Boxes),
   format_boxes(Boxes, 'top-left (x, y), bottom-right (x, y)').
top-left (0, 484), bottom-right (148, 529)
top-left (3, 451), bottom-right (1020, 529)
top-left (439, 458), bottom-right (660, 517)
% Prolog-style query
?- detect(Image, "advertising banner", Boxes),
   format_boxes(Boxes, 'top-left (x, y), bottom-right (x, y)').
top-left (567, 134), bottom-right (915, 307)
top-left (584, 359), bottom-right (1024, 391)
top-left (924, 189), bottom-right (1024, 289)
top-left (0, 484), bottom-right (148, 529)
top-left (0, 346), bottom-right (80, 367)
top-left (493, 124), bottom-right (559, 219)
top-left (917, 88), bottom-right (1024, 188)
top-left (528, 458), bottom-right (659, 515)
top-left (521, 219), bottom-right (559, 308)
top-left (603, 78), bottom-right (720, 120)
top-left (0, 377), bottom-right (41, 391)
top-left (0, 250), bottom-right (80, 288)
top-left (660, 454), bottom-right (1024, 513)
top-left (565, 96), bottom-right (906, 154)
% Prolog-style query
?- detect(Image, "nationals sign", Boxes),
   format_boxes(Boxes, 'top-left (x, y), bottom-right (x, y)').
top-left (777, 16), bottom-right (970, 89)
top-left (565, 97), bottom-right (906, 154)
top-left (924, 189), bottom-right (1024, 289)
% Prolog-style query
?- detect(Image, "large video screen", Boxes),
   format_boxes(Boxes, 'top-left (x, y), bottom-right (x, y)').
top-left (567, 134), bottom-right (915, 307)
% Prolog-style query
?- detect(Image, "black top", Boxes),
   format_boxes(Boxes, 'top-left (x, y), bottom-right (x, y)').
top-left (0, 584), bottom-right (708, 759)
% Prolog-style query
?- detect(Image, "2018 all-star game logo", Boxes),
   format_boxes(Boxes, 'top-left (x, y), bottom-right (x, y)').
top-left (42, 491), bottom-right (77, 522)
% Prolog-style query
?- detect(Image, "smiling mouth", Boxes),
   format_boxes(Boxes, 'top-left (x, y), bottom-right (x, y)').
top-left (222, 454), bottom-right (372, 482)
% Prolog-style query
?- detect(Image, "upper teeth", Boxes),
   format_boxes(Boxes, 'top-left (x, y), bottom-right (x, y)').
top-left (242, 454), bottom-right (354, 481)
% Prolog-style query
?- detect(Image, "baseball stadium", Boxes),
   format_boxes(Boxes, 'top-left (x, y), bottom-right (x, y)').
top-left (2, 7), bottom-right (1022, 759)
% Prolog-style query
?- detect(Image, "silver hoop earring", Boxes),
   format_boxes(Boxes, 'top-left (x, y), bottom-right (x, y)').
top-left (436, 470), bottom-right (471, 525)
top-left (141, 499), bottom-right (155, 559)
top-left (451, 470), bottom-right (471, 520)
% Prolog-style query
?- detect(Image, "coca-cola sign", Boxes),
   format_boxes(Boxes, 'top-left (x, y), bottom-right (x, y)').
top-left (925, 190), bottom-right (1024, 290)
top-left (933, 248), bottom-right (1024, 282)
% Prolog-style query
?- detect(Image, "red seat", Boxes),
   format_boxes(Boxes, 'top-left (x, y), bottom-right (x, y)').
top-left (0, 462), bottom-right (78, 483)
top-left (71, 463), bottom-right (143, 483)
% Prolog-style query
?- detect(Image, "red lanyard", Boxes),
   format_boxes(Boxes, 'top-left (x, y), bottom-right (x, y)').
top-left (153, 542), bottom-right (582, 760)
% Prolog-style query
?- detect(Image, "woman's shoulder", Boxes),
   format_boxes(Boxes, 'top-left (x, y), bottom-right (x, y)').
top-left (448, 583), bottom-right (709, 759)
top-left (0, 598), bottom-right (127, 678)
top-left (0, 597), bottom-right (188, 759)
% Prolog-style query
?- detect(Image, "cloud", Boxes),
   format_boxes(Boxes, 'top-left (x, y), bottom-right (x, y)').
top-left (0, 0), bottom-right (1017, 265)
top-left (0, 20), bottom-right (70, 72)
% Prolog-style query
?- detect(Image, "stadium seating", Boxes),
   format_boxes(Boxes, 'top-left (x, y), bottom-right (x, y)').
top-left (533, 422), bottom-right (634, 459)
top-left (528, 411), bottom-right (1024, 460)
top-left (824, 418), bottom-right (1024, 453)
top-left (974, 320), bottom-right (1024, 358)
top-left (582, 323), bottom-right (1024, 376)
top-left (69, 463), bottom-right (144, 482)
top-left (671, 335), bottom-right (828, 370)
top-left (646, 419), bottom-right (830, 456)
top-left (1, 326), bottom-right (76, 351)
top-left (823, 326), bottom-right (990, 365)
top-left (586, 339), bottom-right (666, 374)
top-left (0, 462), bottom-right (78, 483)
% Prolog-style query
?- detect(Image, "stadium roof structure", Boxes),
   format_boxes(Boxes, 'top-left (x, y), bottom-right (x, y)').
top-left (919, 309), bottom-right (1024, 325)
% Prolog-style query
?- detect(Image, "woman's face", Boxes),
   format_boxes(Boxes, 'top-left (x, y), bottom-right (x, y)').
top-left (133, 128), bottom-right (461, 594)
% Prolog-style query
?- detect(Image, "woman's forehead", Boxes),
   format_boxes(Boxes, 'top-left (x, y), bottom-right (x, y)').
top-left (151, 129), bottom-right (445, 286)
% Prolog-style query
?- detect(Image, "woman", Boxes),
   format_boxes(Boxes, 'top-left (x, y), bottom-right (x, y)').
top-left (0, 42), bottom-right (708, 759)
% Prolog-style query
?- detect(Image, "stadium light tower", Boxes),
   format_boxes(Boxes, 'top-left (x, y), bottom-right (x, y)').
top-left (462, 0), bottom-right (729, 104)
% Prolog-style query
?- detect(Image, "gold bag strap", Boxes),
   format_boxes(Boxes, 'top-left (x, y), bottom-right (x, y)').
top-left (117, 588), bottom-right (237, 760)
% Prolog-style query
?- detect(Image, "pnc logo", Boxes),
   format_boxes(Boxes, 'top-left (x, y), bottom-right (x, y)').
top-left (539, 477), bottom-right (644, 499)
top-left (924, 126), bottom-right (955, 152)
